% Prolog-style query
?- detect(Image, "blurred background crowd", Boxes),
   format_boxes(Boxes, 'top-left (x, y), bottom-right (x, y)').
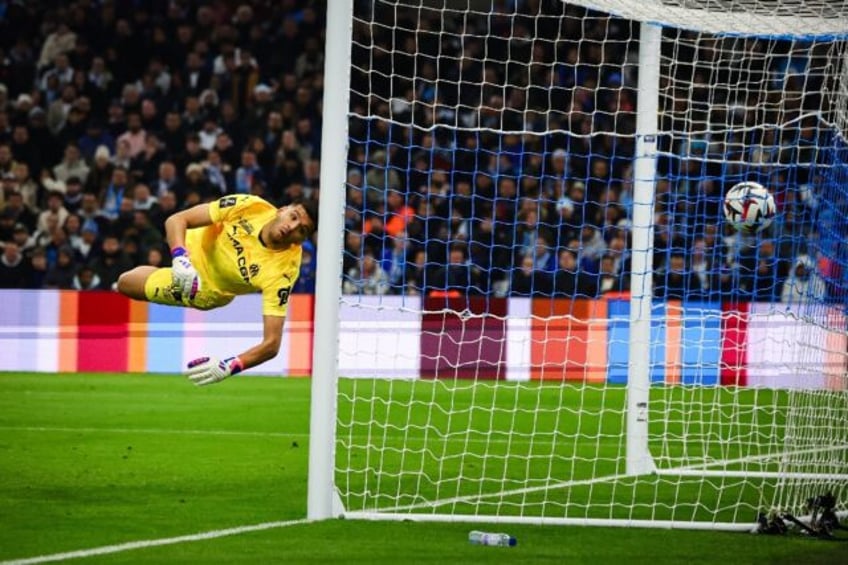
top-left (0, 0), bottom-right (843, 305)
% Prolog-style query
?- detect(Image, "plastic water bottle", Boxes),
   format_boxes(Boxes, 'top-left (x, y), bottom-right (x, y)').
top-left (468, 530), bottom-right (517, 547)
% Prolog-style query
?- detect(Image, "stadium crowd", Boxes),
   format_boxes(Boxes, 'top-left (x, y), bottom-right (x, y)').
top-left (0, 0), bottom-right (841, 305)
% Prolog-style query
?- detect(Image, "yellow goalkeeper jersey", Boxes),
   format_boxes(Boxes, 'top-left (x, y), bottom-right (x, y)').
top-left (186, 195), bottom-right (302, 317)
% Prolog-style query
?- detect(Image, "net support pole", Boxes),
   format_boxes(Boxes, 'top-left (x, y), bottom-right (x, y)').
top-left (307, 0), bottom-right (353, 521)
top-left (626, 22), bottom-right (661, 476)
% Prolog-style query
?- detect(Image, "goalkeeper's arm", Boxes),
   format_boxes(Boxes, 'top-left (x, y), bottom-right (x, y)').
top-left (165, 204), bottom-right (216, 300)
top-left (187, 315), bottom-right (284, 386)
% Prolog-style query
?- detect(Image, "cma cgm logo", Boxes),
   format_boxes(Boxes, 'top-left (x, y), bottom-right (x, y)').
top-left (227, 232), bottom-right (251, 284)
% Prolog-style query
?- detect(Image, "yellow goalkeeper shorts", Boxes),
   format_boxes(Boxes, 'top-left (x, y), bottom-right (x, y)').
top-left (144, 267), bottom-right (235, 311)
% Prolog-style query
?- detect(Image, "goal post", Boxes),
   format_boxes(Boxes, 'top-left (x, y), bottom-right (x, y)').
top-left (310, 0), bottom-right (848, 530)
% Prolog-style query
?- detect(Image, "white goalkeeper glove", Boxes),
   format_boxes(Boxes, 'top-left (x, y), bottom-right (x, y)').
top-left (186, 356), bottom-right (244, 386)
top-left (171, 247), bottom-right (200, 301)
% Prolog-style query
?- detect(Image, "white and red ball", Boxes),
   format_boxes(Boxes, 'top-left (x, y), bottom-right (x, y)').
top-left (723, 181), bottom-right (776, 233)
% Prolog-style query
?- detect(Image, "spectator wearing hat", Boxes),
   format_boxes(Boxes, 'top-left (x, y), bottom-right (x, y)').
top-left (0, 242), bottom-right (31, 288)
top-left (75, 218), bottom-right (100, 263)
top-left (11, 222), bottom-right (35, 255)
top-left (184, 162), bottom-right (216, 202)
top-left (1, 171), bottom-right (17, 208)
top-left (43, 244), bottom-right (77, 289)
top-left (85, 145), bottom-right (114, 196)
top-left (244, 83), bottom-right (274, 131)
top-left (12, 93), bottom-right (35, 122)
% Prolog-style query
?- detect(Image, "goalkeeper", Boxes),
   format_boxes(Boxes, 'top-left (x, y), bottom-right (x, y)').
top-left (117, 194), bottom-right (318, 386)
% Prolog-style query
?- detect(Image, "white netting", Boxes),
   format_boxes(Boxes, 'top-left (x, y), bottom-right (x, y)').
top-left (333, 0), bottom-right (848, 527)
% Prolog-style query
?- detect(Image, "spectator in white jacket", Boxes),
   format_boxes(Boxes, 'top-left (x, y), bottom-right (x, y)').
top-left (781, 255), bottom-right (827, 304)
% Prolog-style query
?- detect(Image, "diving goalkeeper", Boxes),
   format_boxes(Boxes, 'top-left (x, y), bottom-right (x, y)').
top-left (117, 194), bottom-right (318, 386)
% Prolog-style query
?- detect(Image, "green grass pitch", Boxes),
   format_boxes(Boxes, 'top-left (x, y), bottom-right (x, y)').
top-left (0, 372), bottom-right (844, 564)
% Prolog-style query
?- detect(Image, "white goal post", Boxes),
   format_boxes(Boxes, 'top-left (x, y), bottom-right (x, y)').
top-left (309, 0), bottom-right (848, 531)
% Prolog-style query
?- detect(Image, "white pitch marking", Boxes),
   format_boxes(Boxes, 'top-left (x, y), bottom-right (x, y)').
top-left (0, 519), bottom-right (309, 565)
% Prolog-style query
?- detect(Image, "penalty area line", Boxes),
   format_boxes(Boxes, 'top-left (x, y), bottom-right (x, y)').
top-left (0, 519), bottom-right (309, 565)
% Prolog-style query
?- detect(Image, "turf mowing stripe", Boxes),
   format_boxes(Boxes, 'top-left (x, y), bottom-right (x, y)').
top-left (0, 425), bottom-right (303, 438)
top-left (0, 426), bottom-right (614, 447)
top-left (0, 519), bottom-right (309, 565)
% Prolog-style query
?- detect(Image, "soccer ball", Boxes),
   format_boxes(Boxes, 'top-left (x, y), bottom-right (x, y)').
top-left (723, 181), bottom-right (776, 234)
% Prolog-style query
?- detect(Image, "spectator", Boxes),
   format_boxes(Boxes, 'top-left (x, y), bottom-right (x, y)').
top-left (510, 254), bottom-right (537, 296)
top-left (28, 247), bottom-right (48, 288)
top-left (85, 145), bottom-right (115, 196)
top-left (62, 176), bottom-right (85, 213)
top-left (131, 183), bottom-right (158, 211)
top-left (343, 250), bottom-right (389, 296)
top-left (184, 163), bottom-right (216, 202)
top-left (234, 149), bottom-right (263, 194)
top-left (101, 167), bottom-right (131, 221)
top-left (11, 223), bottom-right (35, 255)
top-left (78, 120), bottom-right (115, 162)
top-left (429, 245), bottom-right (480, 295)
top-left (43, 245), bottom-right (77, 289)
top-left (781, 254), bottom-right (827, 303)
top-left (36, 190), bottom-right (69, 234)
top-left (37, 22), bottom-right (77, 71)
top-left (116, 112), bottom-right (146, 158)
top-left (4, 189), bottom-right (38, 232)
top-left (655, 253), bottom-right (701, 300)
top-left (12, 163), bottom-right (41, 212)
top-left (74, 219), bottom-right (99, 262)
top-left (88, 233), bottom-right (132, 290)
top-left (552, 248), bottom-right (597, 297)
top-left (0, 242), bottom-right (30, 288)
top-left (72, 264), bottom-right (100, 290)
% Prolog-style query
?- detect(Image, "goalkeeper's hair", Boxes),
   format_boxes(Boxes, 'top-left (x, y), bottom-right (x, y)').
top-left (297, 198), bottom-right (319, 235)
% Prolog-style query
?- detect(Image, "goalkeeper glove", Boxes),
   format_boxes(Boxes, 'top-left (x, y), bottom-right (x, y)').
top-left (186, 356), bottom-right (244, 386)
top-left (171, 247), bottom-right (200, 301)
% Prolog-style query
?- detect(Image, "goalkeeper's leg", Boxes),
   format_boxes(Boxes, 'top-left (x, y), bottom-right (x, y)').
top-left (117, 266), bottom-right (158, 300)
top-left (117, 266), bottom-right (234, 311)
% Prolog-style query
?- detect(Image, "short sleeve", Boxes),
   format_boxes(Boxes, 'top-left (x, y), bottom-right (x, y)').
top-left (208, 195), bottom-right (256, 223)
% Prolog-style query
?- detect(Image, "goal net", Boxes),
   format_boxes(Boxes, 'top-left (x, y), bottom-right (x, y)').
top-left (315, 0), bottom-right (848, 529)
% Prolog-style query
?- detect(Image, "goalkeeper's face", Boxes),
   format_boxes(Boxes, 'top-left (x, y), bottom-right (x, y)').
top-left (265, 204), bottom-right (315, 248)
